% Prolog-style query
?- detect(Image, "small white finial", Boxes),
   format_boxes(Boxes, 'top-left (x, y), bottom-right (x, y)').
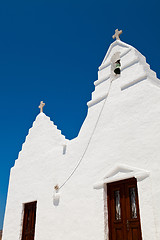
top-left (38, 101), bottom-right (45, 113)
top-left (112, 29), bottom-right (122, 40)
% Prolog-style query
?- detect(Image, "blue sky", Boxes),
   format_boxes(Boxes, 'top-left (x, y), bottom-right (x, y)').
top-left (0, 0), bottom-right (160, 229)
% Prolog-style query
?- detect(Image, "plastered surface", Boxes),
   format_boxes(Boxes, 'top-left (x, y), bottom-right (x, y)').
top-left (2, 40), bottom-right (160, 240)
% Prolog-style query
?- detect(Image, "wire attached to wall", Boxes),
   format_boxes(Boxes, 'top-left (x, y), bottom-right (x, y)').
top-left (54, 79), bottom-right (113, 193)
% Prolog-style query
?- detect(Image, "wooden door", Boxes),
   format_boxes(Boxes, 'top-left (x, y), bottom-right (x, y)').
top-left (21, 201), bottom-right (37, 240)
top-left (107, 178), bottom-right (142, 240)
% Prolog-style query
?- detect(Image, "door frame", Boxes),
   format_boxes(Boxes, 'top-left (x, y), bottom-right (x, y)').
top-left (96, 164), bottom-right (150, 240)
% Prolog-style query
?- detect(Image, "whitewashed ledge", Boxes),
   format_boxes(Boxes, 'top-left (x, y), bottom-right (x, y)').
top-left (120, 48), bottom-right (131, 58)
top-left (87, 93), bottom-right (108, 108)
top-left (95, 51), bottom-right (134, 87)
top-left (94, 58), bottom-right (138, 87)
top-left (98, 61), bottom-right (110, 71)
top-left (121, 74), bottom-right (147, 90)
top-left (121, 58), bottom-right (139, 71)
top-left (94, 75), bottom-right (110, 86)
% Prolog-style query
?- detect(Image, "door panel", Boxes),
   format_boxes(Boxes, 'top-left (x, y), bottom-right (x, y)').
top-left (125, 179), bottom-right (142, 240)
top-left (115, 228), bottom-right (123, 240)
top-left (21, 201), bottom-right (37, 240)
top-left (107, 178), bottom-right (142, 240)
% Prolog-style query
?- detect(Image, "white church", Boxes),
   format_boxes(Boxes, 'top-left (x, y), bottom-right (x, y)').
top-left (2, 29), bottom-right (160, 240)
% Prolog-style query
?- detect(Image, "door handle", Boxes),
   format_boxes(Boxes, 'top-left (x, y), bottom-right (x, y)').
top-left (126, 220), bottom-right (130, 231)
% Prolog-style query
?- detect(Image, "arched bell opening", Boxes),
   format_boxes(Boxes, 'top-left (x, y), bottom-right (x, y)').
top-left (111, 52), bottom-right (121, 78)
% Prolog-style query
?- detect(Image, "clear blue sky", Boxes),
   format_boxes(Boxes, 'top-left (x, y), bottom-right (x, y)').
top-left (0, 0), bottom-right (159, 229)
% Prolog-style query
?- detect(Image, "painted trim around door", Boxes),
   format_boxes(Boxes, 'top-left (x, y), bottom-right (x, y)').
top-left (93, 164), bottom-right (150, 190)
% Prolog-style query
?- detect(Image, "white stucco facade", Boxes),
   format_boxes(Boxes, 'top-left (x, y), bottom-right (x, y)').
top-left (2, 39), bottom-right (160, 240)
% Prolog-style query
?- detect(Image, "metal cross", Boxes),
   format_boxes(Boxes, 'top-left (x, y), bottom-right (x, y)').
top-left (39, 101), bottom-right (45, 113)
top-left (112, 29), bottom-right (122, 40)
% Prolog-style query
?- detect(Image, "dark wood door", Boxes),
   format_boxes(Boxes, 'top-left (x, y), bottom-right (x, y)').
top-left (107, 178), bottom-right (142, 240)
top-left (21, 201), bottom-right (37, 240)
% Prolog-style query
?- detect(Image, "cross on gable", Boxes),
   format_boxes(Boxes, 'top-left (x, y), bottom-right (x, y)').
top-left (39, 101), bottom-right (45, 113)
top-left (112, 29), bottom-right (122, 40)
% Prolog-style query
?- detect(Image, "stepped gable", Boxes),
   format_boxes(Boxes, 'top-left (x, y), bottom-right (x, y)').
top-left (87, 40), bottom-right (160, 108)
top-left (17, 112), bottom-right (66, 161)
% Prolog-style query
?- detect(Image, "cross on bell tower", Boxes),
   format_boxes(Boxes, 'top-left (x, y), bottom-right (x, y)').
top-left (112, 29), bottom-right (122, 40)
top-left (39, 101), bottom-right (45, 113)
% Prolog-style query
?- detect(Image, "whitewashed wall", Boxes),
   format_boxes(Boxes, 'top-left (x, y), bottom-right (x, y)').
top-left (2, 40), bottom-right (160, 240)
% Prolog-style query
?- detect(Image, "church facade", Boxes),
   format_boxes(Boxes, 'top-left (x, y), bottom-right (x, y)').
top-left (2, 30), bottom-right (160, 240)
